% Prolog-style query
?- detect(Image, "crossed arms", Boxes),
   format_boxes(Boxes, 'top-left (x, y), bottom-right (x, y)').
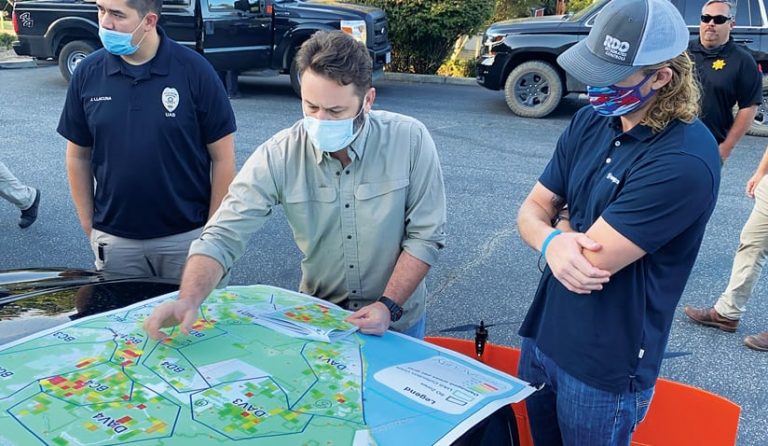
top-left (517, 181), bottom-right (647, 293)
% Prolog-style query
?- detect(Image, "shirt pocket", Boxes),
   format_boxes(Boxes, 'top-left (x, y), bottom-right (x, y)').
top-left (355, 178), bottom-right (409, 200)
top-left (282, 187), bottom-right (338, 234)
top-left (354, 178), bottom-right (409, 224)
top-left (284, 187), bottom-right (337, 204)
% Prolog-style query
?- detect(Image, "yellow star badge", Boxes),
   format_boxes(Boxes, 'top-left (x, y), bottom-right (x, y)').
top-left (712, 59), bottom-right (726, 70)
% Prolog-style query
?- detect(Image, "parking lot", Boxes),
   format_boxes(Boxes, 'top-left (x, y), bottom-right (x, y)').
top-left (1, 64), bottom-right (766, 444)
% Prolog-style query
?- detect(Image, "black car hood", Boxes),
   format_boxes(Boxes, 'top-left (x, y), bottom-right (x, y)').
top-left (487, 15), bottom-right (570, 34)
top-left (0, 268), bottom-right (178, 345)
top-left (283, 0), bottom-right (379, 16)
top-left (0, 268), bottom-right (101, 296)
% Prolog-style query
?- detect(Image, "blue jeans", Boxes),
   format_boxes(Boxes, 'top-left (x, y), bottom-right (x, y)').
top-left (518, 338), bottom-right (654, 446)
top-left (399, 313), bottom-right (426, 339)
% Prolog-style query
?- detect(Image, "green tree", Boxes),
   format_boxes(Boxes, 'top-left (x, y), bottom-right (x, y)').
top-left (566, 0), bottom-right (595, 13)
top-left (492, 0), bottom-right (550, 21)
top-left (351, 0), bottom-right (495, 74)
top-left (0, 33), bottom-right (14, 49)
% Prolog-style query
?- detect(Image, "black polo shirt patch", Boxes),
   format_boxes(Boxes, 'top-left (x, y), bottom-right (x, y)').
top-left (162, 87), bottom-right (180, 116)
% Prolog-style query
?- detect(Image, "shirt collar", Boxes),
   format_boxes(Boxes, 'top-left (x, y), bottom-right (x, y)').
top-left (105, 26), bottom-right (171, 77)
top-left (689, 36), bottom-right (734, 57)
top-left (608, 117), bottom-right (656, 141)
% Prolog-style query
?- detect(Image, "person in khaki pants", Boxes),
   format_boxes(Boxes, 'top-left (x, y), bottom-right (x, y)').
top-left (685, 146), bottom-right (768, 351)
top-left (0, 161), bottom-right (40, 228)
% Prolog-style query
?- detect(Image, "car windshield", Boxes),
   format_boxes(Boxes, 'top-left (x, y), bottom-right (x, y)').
top-left (566, 0), bottom-right (608, 21)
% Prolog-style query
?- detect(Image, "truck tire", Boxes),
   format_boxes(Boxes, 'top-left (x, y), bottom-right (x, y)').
top-left (289, 57), bottom-right (301, 97)
top-left (747, 75), bottom-right (768, 137)
top-left (59, 40), bottom-right (98, 82)
top-left (503, 60), bottom-right (563, 118)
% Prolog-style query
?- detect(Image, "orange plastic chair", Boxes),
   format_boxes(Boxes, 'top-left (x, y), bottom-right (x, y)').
top-left (425, 336), bottom-right (535, 446)
top-left (630, 378), bottom-right (740, 446)
top-left (425, 336), bottom-right (741, 446)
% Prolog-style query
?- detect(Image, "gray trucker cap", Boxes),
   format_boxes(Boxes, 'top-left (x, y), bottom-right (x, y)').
top-left (557, 0), bottom-right (689, 87)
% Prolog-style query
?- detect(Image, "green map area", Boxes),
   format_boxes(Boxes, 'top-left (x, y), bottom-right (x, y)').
top-left (0, 287), bottom-right (372, 445)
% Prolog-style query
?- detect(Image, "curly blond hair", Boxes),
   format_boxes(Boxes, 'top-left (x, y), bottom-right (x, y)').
top-left (640, 52), bottom-right (700, 133)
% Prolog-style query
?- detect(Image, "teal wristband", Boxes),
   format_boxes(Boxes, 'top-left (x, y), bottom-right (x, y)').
top-left (540, 229), bottom-right (562, 258)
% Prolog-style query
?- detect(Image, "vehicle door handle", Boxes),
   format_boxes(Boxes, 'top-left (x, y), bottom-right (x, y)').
top-left (735, 38), bottom-right (754, 44)
top-left (274, 11), bottom-right (290, 17)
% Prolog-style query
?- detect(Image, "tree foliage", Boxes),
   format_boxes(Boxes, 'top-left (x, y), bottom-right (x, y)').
top-left (492, 0), bottom-right (547, 22)
top-left (566, 0), bottom-right (594, 14)
top-left (492, 0), bottom-right (594, 21)
top-left (0, 32), bottom-right (14, 49)
top-left (350, 0), bottom-right (494, 74)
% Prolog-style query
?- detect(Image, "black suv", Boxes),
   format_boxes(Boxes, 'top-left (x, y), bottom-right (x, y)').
top-left (476, 0), bottom-right (768, 136)
top-left (12, 0), bottom-right (391, 94)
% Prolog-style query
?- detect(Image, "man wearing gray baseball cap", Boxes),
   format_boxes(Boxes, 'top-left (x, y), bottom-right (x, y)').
top-left (515, 0), bottom-right (721, 443)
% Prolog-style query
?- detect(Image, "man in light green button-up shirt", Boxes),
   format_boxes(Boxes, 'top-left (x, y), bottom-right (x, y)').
top-left (144, 31), bottom-right (446, 340)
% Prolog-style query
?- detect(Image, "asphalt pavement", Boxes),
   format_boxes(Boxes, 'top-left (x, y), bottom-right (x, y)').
top-left (0, 64), bottom-right (766, 445)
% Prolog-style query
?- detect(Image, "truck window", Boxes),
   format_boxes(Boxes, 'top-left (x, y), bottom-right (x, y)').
top-left (208, 0), bottom-right (260, 13)
top-left (734, 0), bottom-right (761, 26)
top-left (681, 1), bottom-right (701, 26)
top-left (685, 0), bottom-right (761, 27)
top-left (208, 0), bottom-right (236, 11)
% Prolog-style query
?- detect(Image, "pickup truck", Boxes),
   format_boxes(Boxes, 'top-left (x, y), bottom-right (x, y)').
top-left (10, 0), bottom-right (392, 94)
top-left (476, 0), bottom-right (768, 136)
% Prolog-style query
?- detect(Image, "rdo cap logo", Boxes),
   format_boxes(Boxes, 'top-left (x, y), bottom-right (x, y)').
top-left (604, 35), bottom-right (630, 53)
top-left (603, 35), bottom-right (630, 61)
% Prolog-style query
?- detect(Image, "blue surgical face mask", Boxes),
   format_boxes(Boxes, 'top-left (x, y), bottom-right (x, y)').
top-left (98, 16), bottom-right (147, 56)
top-left (586, 72), bottom-right (657, 117)
top-left (303, 103), bottom-right (366, 153)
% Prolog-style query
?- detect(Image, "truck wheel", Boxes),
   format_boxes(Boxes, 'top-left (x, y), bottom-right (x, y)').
top-left (289, 58), bottom-right (301, 97)
top-left (503, 61), bottom-right (563, 118)
top-left (747, 75), bottom-right (768, 137)
top-left (59, 40), bottom-right (98, 82)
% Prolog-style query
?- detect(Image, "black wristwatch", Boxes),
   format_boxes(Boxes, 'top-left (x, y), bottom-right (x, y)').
top-left (378, 296), bottom-right (403, 322)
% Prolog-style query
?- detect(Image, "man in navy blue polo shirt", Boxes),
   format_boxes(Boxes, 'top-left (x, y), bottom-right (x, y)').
top-left (57, 0), bottom-right (236, 282)
top-left (516, 0), bottom-right (720, 443)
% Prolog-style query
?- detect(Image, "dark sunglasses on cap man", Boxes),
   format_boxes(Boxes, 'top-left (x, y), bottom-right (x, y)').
top-left (700, 14), bottom-right (732, 24)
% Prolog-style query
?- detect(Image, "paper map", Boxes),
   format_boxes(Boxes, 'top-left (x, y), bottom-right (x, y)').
top-left (253, 302), bottom-right (359, 342)
top-left (0, 285), bottom-right (534, 445)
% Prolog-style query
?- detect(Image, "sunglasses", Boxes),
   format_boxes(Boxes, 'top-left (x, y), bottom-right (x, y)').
top-left (700, 14), bottom-right (732, 24)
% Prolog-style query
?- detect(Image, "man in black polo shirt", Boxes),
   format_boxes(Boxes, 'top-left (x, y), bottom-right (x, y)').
top-left (684, 0), bottom-right (768, 352)
top-left (58, 0), bottom-right (236, 283)
top-left (516, 0), bottom-right (720, 443)
top-left (688, 0), bottom-right (761, 163)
